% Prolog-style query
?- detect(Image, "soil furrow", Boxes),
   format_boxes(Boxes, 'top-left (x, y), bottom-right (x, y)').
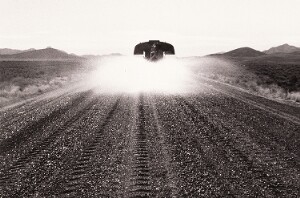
top-left (177, 96), bottom-right (299, 197)
top-left (0, 90), bottom-right (93, 154)
top-left (129, 94), bottom-right (151, 198)
top-left (58, 97), bottom-right (121, 197)
top-left (0, 97), bottom-right (99, 196)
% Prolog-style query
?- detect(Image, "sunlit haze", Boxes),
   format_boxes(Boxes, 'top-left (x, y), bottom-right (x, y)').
top-left (88, 56), bottom-right (197, 94)
top-left (1, 0), bottom-right (300, 56)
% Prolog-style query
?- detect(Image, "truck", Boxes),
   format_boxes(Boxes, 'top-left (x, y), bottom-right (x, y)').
top-left (134, 40), bottom-right (175, 61)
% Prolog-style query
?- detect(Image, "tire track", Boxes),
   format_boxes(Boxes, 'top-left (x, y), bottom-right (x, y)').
top-left (0, 97), bottom-right (99, 196)
top-left (198, 78), bottom-right (300, 161)
top-left (60, 97), bottom-right (121, 197)
top-left (0, 91), bottom-right (70, 129)
top-left (191, 93), bottom-right (300, 168)
top-left (177, 97), bottom-right (299, 197)
top-left (154, 95), bottom-right (231, 196)
top-left (129, 94), bottom-right (151, 197)
top-left (0, 90), bottom-right (93, 154)
top-left (148, 96), bottom-right (179, 197)
top-left (189, 92), bottom-right (300, 169)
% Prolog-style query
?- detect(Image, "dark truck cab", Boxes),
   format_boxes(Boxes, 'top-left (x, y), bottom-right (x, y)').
top-left (134, 40), bottom-right (175, 61)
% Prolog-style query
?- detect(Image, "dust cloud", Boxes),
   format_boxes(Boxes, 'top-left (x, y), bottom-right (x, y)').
top-left (87, 56), bottom-right (197, 94)
top-left (85, 55), bottom-right (300, 103)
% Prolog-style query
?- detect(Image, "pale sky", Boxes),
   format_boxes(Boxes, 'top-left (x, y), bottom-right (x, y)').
top-left (0, 0), bottom-right (300, 56)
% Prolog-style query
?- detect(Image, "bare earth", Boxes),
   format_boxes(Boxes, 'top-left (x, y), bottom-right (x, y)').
top-left (0, 78), bottom-right (299, 197)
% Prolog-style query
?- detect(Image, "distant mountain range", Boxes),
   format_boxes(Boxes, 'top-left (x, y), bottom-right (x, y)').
top-left (0, 44), bottom-right (299, 61)
top-left (0, 48), bottom-right (35, 55)
top-left (208, 44), bottom-right (300, 65)
top-left (210, 44), bottom-right (300, 57)
top-left (0, 47), bottom-right (123, 60)
top-left (0, 47), bottom-right (84, 60)
top-left (263, 44), bottom-right (300, 54)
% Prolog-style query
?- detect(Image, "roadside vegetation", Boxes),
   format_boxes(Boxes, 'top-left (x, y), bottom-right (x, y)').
top-left (187, 57), bottom-right (300, 104)
top-left (1, 57), bottom-right (299, 107)
top-left (0, 61), bottom-right (93, 107)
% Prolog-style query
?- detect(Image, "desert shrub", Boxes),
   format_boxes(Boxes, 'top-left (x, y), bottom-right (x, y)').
top-left (0, 60), bottom-right (92, 107)
top-left (287, 92), bottom-right (300, 102)
top-left (192, 58), bottom-right (300, 103)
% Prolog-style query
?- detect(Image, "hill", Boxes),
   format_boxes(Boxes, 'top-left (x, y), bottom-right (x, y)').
top-left (207, 45), bottom-right (300, 64)
top-left (222, 47), bottom-right (265, 57)
top-left (264, 44), bottom-right (300, 54)
top-left (208, 47), bottom-right (265, 58)
top-left (203, 45), bottom-right (300, 103)
top-left (0, 48), bottom-right (35, 55)
top-left (0, 47), bottom-right (83, 60)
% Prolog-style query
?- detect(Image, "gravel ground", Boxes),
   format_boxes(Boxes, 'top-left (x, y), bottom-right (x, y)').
top-left (0, 80), bottom-right (299, 197)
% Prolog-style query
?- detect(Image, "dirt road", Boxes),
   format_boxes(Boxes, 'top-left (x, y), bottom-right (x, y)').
top-left (0, 79), bottom-right (299, 197)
